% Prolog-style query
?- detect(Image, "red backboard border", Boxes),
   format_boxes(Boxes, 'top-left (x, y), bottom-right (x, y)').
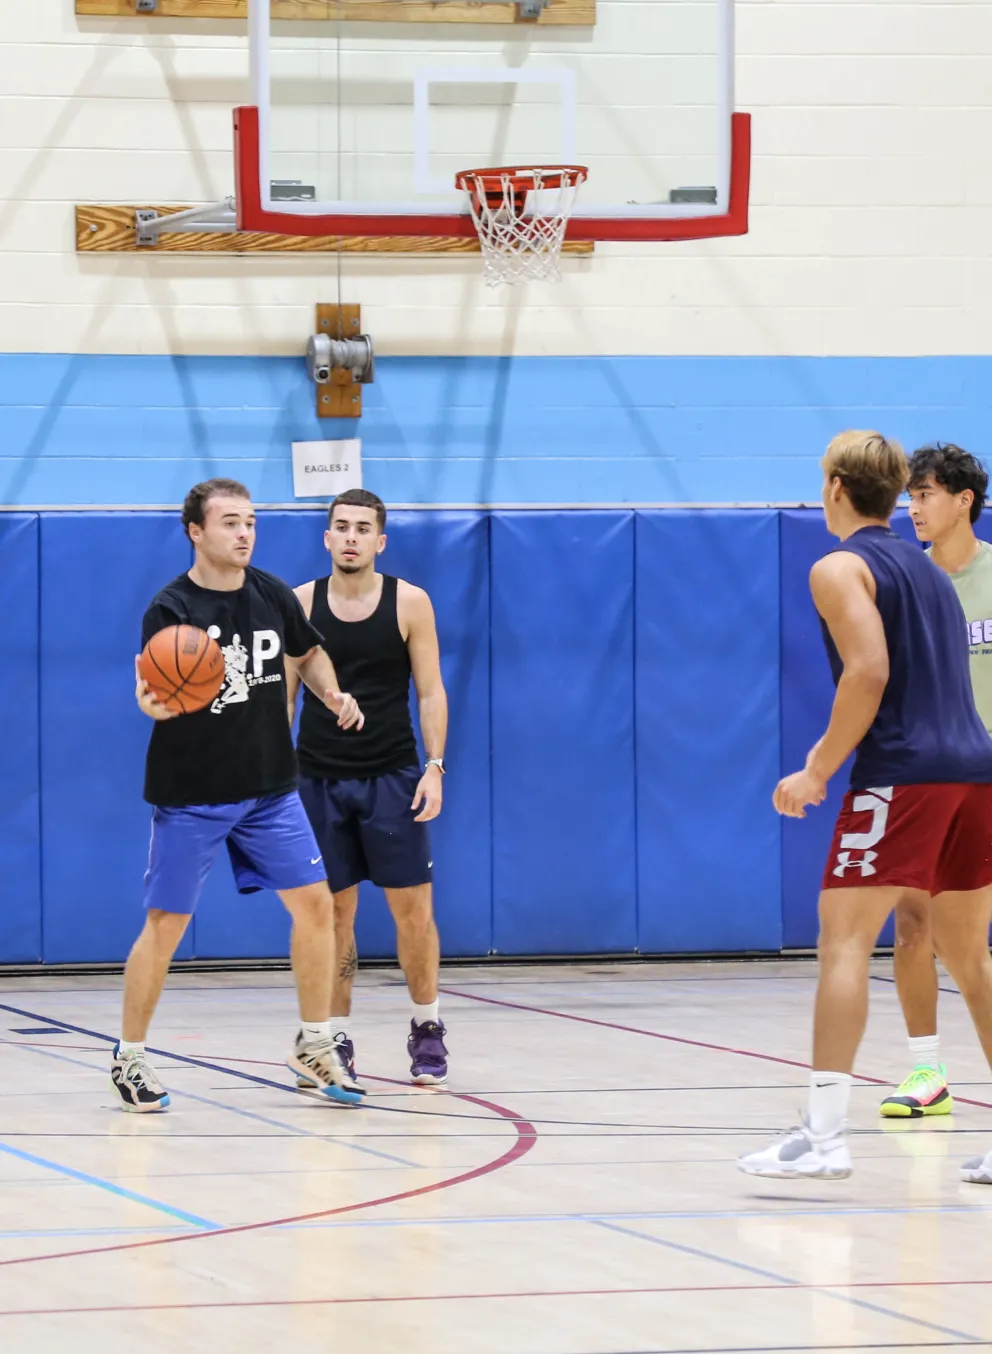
top-left (233, 105), bottom-right (750, 243)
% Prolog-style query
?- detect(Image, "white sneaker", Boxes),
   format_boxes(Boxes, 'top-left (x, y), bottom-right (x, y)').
top-left (960, 1149), bottom-right (992, 1184)
top-left (287, 1031), bottom-right (366, 1107)
top-left (738, 1119), bottom-right (852, 1179)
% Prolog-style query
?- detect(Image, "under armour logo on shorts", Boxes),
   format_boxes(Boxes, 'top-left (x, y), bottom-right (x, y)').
top-left (833, 849), bottom-right (879, 878)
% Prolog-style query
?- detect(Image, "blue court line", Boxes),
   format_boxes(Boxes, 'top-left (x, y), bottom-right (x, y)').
top-left (589, 1219), bottom-right (983, 1344)
top-left (0, 1142), bottom-right (218, 1231)
top-left (268, 1200), bottom-right (992, 1229)
top-left (5, 1037), bottom-right (419, 1171)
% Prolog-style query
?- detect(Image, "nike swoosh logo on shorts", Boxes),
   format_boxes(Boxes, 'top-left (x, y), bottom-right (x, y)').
top-left (311, 857), bottom-right (322, 865)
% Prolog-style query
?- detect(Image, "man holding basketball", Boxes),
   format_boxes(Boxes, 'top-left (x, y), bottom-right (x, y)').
top-left (286, 489), bottom-right (450, 1085)
top-left (114, 477), bottom-right (366, 1113)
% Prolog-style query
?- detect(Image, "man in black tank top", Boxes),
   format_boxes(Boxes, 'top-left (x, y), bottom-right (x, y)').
top-left (287, 489), bottom-right (450, 1085)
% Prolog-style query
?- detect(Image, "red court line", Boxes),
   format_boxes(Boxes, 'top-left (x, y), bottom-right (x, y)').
top-left (2, 1275), bottom-right (992, 1319)
top-left (441, 987), bottom-right (992, 1112)
top-left (0, 1090), bottom-right (536, 1270)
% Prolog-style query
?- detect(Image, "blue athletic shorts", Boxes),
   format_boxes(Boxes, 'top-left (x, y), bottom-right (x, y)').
top-left (298, 767), bottom-right (432, 894)
top-left (143, 791), bottom-right (326, 914)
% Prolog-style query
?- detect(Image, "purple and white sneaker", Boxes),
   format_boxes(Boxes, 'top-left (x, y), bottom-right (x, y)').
top-left (408, 1019), bottom-right (448, 1085)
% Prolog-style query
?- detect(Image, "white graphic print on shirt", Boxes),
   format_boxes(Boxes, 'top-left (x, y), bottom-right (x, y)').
top-left (207, 626), bottom-right (283, 715)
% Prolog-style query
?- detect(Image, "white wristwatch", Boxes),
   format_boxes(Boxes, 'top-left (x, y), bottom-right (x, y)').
top-left (425, 758), bottom-right (446, 775)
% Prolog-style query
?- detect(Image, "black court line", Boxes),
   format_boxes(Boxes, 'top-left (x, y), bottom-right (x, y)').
top-left (0, 1002), bottom-right (528, 1130)
top-left (4, 1015), bottom-right (991, 1139)
top-left (871, 974), bottom-right (964, 998)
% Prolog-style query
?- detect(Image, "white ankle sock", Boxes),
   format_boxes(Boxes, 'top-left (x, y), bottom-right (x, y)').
top-left (808, 1071), bottom-right (852, 1137)
top-left (908, 1034), bottom-right (940, 1070)
top-left (300, 1020), bottom-right (332, 1044)
top-left (331, 1018), bottom-right (352, 1042)
top-left (412, 1000), bottom-right (439, 1027)
top-left (118, 1039), bottom-right (145, 1057)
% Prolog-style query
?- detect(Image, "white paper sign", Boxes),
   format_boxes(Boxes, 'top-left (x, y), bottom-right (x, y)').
top-left (291, 439), bottom-right (362, 499)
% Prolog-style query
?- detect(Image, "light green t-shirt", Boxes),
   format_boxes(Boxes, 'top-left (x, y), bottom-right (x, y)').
top-left (944, 540), bottom-right (992, 735)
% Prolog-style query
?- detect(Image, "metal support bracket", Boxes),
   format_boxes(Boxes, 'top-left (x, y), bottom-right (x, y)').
top-left (134, 199), bottom-right (237, 246)
top-left (437, 0), bottom-right (549, 16)
top-left (136, 0), bottom-right (158, 11)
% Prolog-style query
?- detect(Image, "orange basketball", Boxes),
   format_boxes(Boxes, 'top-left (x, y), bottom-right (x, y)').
top-left (139, 625), bottom-right (225, 715)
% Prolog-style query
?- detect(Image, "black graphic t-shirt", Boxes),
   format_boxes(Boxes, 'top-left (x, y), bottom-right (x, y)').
top-left (141, 567), bottom-right (323, 807)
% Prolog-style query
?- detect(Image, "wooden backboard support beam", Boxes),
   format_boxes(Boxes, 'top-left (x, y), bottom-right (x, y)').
top-left (75, 0), bottom-right (595, 25)
top-left (75, 205), bottom-right (595, 255)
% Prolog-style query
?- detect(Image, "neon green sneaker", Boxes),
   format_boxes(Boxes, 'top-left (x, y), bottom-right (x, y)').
top-left (879, 1064), bottom-right (953, 1118)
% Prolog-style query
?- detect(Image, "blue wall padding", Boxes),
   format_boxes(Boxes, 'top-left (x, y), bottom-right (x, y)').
top-left (0, 516), bottom-right (41, 962)
top-left (778, 510), bottom-right (845, 948)
top-left (635, 511), bottom-right (783, 952)
top-left (39, 514), bottom-right (193, 963)
top-left (8, 503), bottom-right (980, 966)
top-left (490, 512), bottom-right (637, 954)
top-left (193, 510), bottom-right (493, 961)
top-left (352, 512), bottom-right (492, 959)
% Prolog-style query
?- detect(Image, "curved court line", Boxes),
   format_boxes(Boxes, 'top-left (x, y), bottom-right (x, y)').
top-left (441, 987), bottom-right (992, 1112)
top-left (1, 1275), bottom-right (991, 1321)
top-left (0, 1092), bottom-right (535, 1271)
top-left (0, 1000), bottom-right (538, 1270)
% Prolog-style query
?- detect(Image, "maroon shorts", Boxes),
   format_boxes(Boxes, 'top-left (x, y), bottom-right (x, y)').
top-left (822, 783), bottom-right (992, 894)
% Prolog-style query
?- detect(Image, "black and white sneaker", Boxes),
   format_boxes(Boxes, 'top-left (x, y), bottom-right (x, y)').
top-left (288, 1031), bottom-right (366, 1106)
top-left (296, 1033), bottom-right (356, 1090)
top-left (110, 1043), bottom-right (170, 1113)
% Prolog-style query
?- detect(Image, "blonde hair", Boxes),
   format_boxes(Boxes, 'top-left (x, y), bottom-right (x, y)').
top-left (822, 430), bottom-right (908, 520)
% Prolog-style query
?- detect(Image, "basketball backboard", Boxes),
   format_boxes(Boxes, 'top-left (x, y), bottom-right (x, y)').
top-left (234, 0), bottom-right (749, 242)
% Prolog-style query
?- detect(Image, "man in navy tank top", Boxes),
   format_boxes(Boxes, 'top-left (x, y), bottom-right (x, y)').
top-left (287, 489), bottom-right (451, 1085)
top-left (739, 432), bottom-right (992, 1184)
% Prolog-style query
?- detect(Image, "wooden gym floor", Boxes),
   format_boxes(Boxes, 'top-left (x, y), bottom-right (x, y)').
top-left (0, 960), bottom-right (990, 1353)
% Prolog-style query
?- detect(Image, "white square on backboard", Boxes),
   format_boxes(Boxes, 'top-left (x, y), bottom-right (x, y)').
top-left (413, 66), bottom-right (577, 198)
top-left (291, 440), bottom-right (362, 500)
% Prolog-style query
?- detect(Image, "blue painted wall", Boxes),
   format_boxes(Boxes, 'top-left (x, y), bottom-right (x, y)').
top-left (2, 354), bottom-right (991, 506)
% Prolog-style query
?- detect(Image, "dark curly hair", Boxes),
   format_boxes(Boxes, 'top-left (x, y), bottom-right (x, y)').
top-left (329, 488), bottom-right (386, 532)
top-left (908, 444), bottom-right (988, 525)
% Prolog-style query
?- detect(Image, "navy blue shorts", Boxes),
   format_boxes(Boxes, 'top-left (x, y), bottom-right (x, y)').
top-left (298, 767), bottom-right (432, 894)
top-left (143, 791), bottom-right (326, 915)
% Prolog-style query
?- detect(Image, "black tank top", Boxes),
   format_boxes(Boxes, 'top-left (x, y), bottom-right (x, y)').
top-left (297, 574), bottom-right (418, 780)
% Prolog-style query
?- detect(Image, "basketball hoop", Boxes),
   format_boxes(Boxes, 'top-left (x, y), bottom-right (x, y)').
top-left (455, 165), bottom-right (588, 287)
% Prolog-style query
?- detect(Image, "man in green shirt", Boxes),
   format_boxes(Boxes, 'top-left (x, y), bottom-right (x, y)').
top-left (881, 443), bottom-right (992, 1122)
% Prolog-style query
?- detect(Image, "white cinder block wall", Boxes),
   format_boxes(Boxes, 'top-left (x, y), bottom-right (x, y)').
top-left (1, 0), bottom-right (990, 357)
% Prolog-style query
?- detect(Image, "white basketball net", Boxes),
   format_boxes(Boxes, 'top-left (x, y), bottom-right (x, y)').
top-left (459, 167), bottom-right (587, 287)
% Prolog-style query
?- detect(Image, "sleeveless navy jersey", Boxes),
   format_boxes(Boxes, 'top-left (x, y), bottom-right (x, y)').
top-left (820, 526), bottom-right (992, 789)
